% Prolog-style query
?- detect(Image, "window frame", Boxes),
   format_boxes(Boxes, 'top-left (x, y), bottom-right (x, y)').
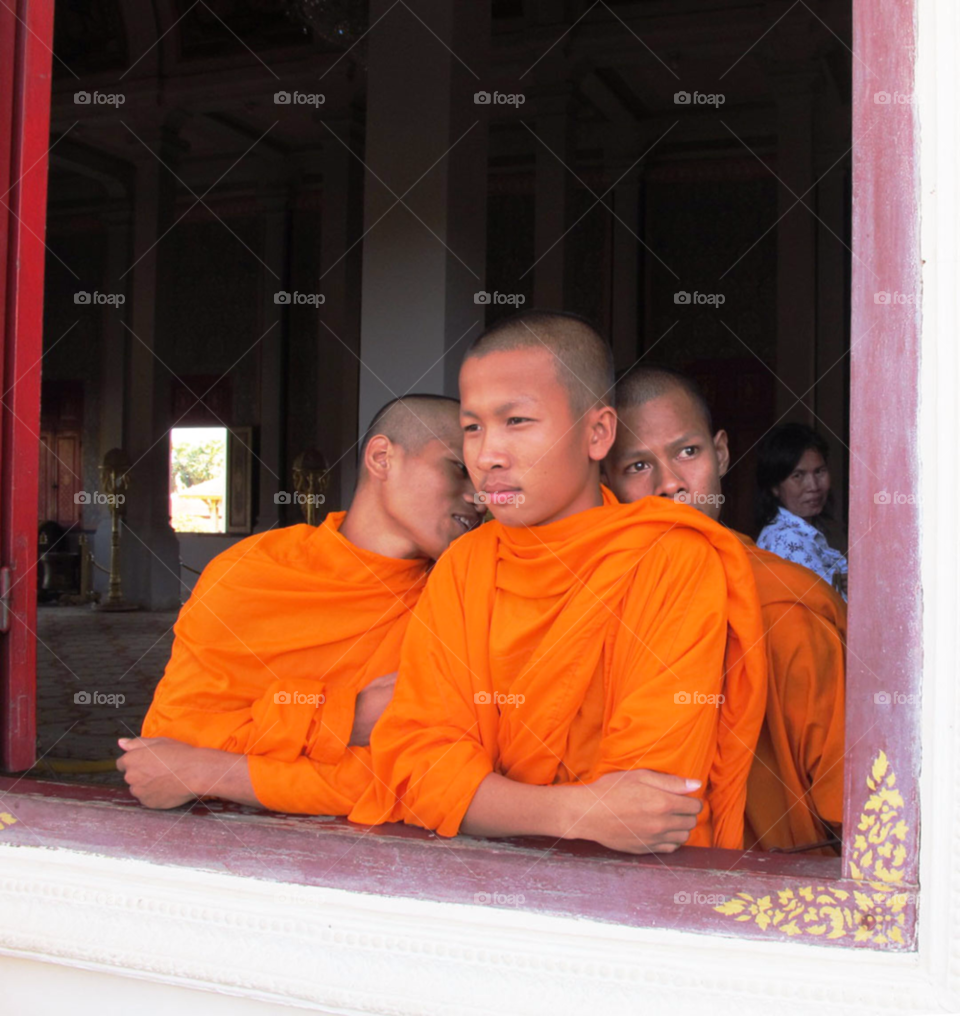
top-left (0, 0), bottom-right (923, 965)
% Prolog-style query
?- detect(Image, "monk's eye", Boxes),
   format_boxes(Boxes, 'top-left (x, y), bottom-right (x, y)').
top-left (626, 461), bottom-right (650, 474)
top-left (506, 417), bottom-right (531, 425)
top-left (463, 424), bottom-right (480, 434)
top-left (679, 445), bottom-right (699, 458)
top-left (456, 462), bottom-right (469, 478)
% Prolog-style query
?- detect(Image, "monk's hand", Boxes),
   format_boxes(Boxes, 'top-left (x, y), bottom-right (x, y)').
top-left (566, 770), bottom-right (703, 855)
top-left (350, 672), bottom-right (398, 746)
top-left (116, 736), bottom-right (200, 809)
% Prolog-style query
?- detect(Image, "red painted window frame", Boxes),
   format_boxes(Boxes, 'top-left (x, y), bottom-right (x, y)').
top-left (0, 0), bottom-right (922, 949)
top-left (0, 0), bottom-right (53, 772)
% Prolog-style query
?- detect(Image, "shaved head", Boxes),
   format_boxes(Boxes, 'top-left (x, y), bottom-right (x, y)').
top-left (465, 311), bottom-right (614, 415)
top-left (358, 395), bottom-right (462, 479)
top-left (344, 394), bottom-right (482, 560)
top-left (615, 365), bottom-right (713, 434)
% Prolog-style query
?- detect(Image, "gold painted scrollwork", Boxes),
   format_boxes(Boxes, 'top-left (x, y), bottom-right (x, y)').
top-left (715, 751), bottom-right (912, 944)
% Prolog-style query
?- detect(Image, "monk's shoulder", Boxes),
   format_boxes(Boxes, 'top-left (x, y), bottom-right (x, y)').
top-left (193, 525), bottom-right (314, 587)
top-left (744, 539), bottom-right (842, 604)
top-left (640, 519), bottom-right (718, 568)
top-left (434, 519), bottom-right (498, 571)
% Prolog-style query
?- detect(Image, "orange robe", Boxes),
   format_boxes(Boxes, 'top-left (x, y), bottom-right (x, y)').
top-left (351, 491), bottom-right (768, 850)
top-left (142, 513), bottom-right (428, 814)
top-left (735, 534), bottom-right (846, 854)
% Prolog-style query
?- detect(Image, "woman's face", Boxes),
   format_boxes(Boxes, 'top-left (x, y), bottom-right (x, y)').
top-left (772, 447), bottom-right (831, 519)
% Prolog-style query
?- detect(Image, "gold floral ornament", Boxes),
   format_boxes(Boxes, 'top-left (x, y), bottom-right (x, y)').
top-left (714, 751), bottom-right (912, 945)
top-left (0, 811), bottom-right (18, 833)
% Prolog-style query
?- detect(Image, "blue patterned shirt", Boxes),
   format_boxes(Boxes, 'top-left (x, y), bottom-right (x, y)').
top-left (756, 506), bottom-right (848, 599)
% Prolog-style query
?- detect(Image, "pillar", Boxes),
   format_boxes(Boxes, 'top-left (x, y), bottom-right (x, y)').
top-left (116, 125), bottom-right (184, 610)
top-left (773, 75), bottom-right (818, 420)
top-left (358, 0), bottom-right (490, 431)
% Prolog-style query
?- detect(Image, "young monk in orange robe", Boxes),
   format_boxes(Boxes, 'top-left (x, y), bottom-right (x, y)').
top-left (117, 396), bottom-right (484, 813)
top-left (350, 312), bottom-right (768, 853)
top-left (603, 366), bottom-right (846, 855)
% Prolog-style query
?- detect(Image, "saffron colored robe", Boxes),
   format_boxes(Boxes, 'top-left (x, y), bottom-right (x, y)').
top-left (142, 513), bottom-right (429, 814)
top-left (351, 492), bottom-right (768, 850)
top-left (736, 534), bottom-right (847, 854)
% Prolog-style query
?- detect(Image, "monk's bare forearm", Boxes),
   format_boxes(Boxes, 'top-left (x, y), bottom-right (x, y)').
top-left (183, 747), bottom-right (261, 808)
top-left (460, 773), bottom-right (581, 840)
top-left (460, 769), bottom-right (703, 855)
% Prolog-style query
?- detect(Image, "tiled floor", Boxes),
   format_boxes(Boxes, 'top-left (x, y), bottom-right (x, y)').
top-left (32, 605), bottom-right (178, 784)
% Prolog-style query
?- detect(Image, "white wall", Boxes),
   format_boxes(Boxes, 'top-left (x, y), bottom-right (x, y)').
top-left (0, 956), bottom-right (299, 1016)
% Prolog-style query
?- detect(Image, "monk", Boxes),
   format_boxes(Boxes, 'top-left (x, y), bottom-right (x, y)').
top-left (350, 311), bottom-right (768, 854)
top-left (117, 395), bottom-right (485, 813)
top-left (602, 365), bottom-right (846, 854)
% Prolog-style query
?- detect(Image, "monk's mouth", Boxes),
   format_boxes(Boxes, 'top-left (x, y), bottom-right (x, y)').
top-left (453, 513), bottom-right (481, 532)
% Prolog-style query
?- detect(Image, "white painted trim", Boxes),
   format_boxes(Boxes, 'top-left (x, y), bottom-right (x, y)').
top-left (0, 849), bottom-right (946, 1015)
top-left (2, 4), bottom-right (959, 1014)
top-left (917, 0), bottom-right (960, 1008)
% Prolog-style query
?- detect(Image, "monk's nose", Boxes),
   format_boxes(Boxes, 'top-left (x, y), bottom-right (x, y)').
top-left (657, 469), bottom-right (684, 498)
top-left (474, 440), bottom-right (507, 471)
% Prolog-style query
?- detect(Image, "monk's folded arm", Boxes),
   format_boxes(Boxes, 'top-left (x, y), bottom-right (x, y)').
top-left (248, 750), bottom-right (374, 815)
top-left (144, 570), bottom-right (359, 762)
top-left (173, 744), bottom-right (260, 807)
top-left (459, 770), bottom-right (703, 854)
top-left (596, 534), bottom-right (730, 781)
top-left (144, 744), bottom-right (370, 814)
top-left (352, 557), bottom-right (502, 835)
top-left (459, 772), bottom-right (581, 839)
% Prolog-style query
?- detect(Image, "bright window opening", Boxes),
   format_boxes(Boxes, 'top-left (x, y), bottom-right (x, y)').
top-left (169, 427), bottom-right (228, 534)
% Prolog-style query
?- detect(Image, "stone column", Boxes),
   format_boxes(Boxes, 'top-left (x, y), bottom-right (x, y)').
top-left (114, 125), bottom-right (184, 610)
top-left (814, 149), bottom-right (850, 518)
top-left (318, 112), bottom-right (363, 506)
top-left (254, 190), bottom-right (288, 531)
top-left (99, 210), bottom-right (128, 455)
top-left (532, 87), bottom-right (575, 310)
top-left (608, 153), bottom-right (641, 372)
top-left (773, 74), bottom-right (818, 420)
top-left (358, 0), bottom-right (490, 431)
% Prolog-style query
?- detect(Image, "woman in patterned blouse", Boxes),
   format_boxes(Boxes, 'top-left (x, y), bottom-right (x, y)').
top-left (755, 424), bottom-right (848, 599)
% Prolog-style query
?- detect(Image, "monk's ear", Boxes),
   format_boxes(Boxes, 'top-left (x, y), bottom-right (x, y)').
top-left (362, 434), bottom-right (394, 483)
top-left (713, 429), bottom-right (730, 479)
top-left (587, 404), bottom-right (618, 463)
